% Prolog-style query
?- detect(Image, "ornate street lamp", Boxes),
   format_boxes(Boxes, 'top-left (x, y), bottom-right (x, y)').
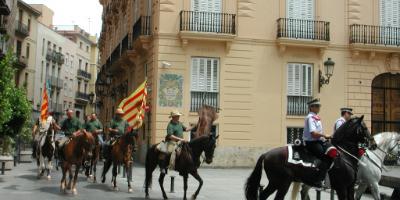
top-left (319, 57), bottom-right (335, 92)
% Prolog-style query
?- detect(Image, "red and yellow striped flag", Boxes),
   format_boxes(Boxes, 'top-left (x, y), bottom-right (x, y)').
top-left (40, 83), bottom-right (49, 125)
top-left (118, 80), bottom-right (147, 129)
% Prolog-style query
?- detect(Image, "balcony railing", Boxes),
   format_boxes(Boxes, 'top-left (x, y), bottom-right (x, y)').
top-left (49, 76), bottom-right (63, 89)
top-left (190, 91), bottom-right (219, 112)
top-left (75, 92), bottom-right (89, 101)
top-left (277, 18), bottom-right (330, 41)
top-left (15, 20), bottom-right (29, 37)
top-left (180, 11), bottom-right (236, 34)
top-left (132, 15), bottom-right (151, 42)
top-left (287, 127), bottom-right (304, 144)
top-left (287, 96), bottom-right (313, 116)
top-left (350, 24), bottom-right (400, 47)
top-left (15, 55), bottom-right (27, 68)
top-left (77, 69), bottom-right (92, 79)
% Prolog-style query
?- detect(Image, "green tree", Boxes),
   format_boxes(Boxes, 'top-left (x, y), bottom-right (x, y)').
top-left (0, 52), bottom-right (32, 155)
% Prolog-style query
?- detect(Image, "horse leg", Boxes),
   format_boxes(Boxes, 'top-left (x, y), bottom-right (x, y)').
top-left (46, 158), bottom-right (52, 180)
top-left (300, 184), bottom-right (311, 200)
top-left (60, 166), bottom-right (67, 193)
top-left (355, 182), bottom-right (368, 200)
top-left (370, 182), bottom-right (381, 200)
top-left (183, 174), bottom-right (188, 200)
top-left (112, 163), bottom-right (118, 191)
top-left (93, 159), bottom-right (97, 183)
top-left (127, 162), bottom-right (133, 193)
top-left (159, 172), bottom-right (168, 199)
top-left (67, 166), bottom-right (73, 190)
top-left (101, 158), bottom-right (112, 183)
top-left (335, 188), bottom-right (348, 200)
top-left (274, 180), bottom-right (292, 200)
top-left (189, 171), bottom-right (203, 199)
top-left (72, 164), bottom-right (80, 195)
top-left (347, 185), bottom-right (355, 200)
top-left (260, 182), bottom-right (278, 200)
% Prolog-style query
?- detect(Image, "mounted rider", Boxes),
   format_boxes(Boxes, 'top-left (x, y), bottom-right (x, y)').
top-left (157, 110), bottom-right (193, 172)
top-left (303, 98), bottom-right (338, 184)
top-left (85, 113), bottom-right (104, 144)
top-left (333, 107), bottom-right (353, 132)
top-left (56, 109), bottom-right (83, 159)
top-left (103, 108), bottom-right (129, 158)
top-left (32, 111), bottom-right (59, 158)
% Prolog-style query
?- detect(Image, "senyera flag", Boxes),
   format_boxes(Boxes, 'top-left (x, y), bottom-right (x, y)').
top-left (40, 83), bottom-right (49, 126)
top-left (118, 80), bottom-right (148, 129)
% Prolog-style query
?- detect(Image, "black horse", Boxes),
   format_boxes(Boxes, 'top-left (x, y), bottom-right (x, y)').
top-left (245, 116), bottom-right (373, 200)
top-left (145, 134), bottom-right (218, 200)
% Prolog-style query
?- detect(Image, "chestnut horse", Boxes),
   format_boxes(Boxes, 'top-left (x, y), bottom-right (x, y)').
top-left (101, 130), bottom-right (137, 192)
top-left (84, 131), bottom-right (101, 183)
top-left (59, 131), bottom-right (95, 195)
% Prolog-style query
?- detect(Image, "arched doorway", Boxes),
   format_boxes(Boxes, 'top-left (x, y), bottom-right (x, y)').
top-left (371, 73), bottom-right (400, 134)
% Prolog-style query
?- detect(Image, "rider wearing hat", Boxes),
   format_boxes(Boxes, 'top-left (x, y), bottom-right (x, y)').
top-left (303, 98), bottom-right (337, 186)
top-left (333, 108), bottom-right (353, 132)
top-left (108, 108), bottom-right (129, 138)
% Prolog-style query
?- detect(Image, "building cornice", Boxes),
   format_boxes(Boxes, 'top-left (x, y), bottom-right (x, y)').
top-left (17, 0), bottom-right (41, 16)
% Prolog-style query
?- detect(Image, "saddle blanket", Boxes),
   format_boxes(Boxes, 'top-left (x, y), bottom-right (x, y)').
top-left (287, 145), bottom-right (318, 168)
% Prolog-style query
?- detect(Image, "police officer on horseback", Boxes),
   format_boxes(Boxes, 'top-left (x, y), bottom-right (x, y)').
top-left (303, 98), bottom-right (338, 186)
top-left (333, 107), bottom-right (353, 132)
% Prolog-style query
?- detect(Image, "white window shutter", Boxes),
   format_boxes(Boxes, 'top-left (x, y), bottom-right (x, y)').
top-left (199, 58), bottom-right (206, 91)
top-left (287, 63), bottom-right (295, 95)
top-left (212, 59), bottom-right (219, 92)
top-left (191, 58), bottom-right (199, 91)
top-left (213, 0), bottom-right (222, 12)
top-left (287, 0), bottom-right (314, 20)
top-left (381, 0), bottom-right (400, 27)
top-left (306, 64), bottom-right (313, 96)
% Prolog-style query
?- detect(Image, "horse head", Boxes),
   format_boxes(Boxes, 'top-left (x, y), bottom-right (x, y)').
top-left (81, 131), bottom-right (96, 158)
top-left (190, 133), bottom-right (218, 164)
top-left (194, 105), bottom-right (219, 138)
top-left (375, 132), bottom-right (400, 156)
top-left (333, 115), bottom-right (373, 148)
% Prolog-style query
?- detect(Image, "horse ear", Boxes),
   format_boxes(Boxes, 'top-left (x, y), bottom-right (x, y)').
top-left (357, 115), bottom-right (364, 123)
top-left (215, 134), bottom-right (219, 139)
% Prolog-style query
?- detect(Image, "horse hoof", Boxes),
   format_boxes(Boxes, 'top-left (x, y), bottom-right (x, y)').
top-left (191, 194), bottom-right (197, 200)
top-left (113, 187), bottom-right (119, 191)
top-left (128, 188), bottom-right (133, 193)
top-left (89, 174), bottom-right (93, 179)
top-left (72, 188), bottom-right (77, 195)
top-left (47, 175), bottom-right (51, 180)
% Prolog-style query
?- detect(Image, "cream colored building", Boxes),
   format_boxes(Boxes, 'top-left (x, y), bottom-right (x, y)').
top-left (97, 0), bottom-right (400, 167)
top-left (14, 0), bottom-right (40, 104)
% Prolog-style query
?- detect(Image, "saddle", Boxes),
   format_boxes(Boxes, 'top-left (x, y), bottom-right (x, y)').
top-left (287, 145), bottom-right (321, 168)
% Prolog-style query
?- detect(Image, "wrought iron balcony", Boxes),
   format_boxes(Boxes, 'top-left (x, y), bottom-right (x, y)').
top-left (132, 15), bottom-right (151, 43)
top-left (287, 96), bottom-right (313, 116)
top-left (75, 92), bottom-right (90, 101)
top-left (350, 24), bottom-right (400, 47)
top-left (190, 91), bottom-right (219, 112)
top-left (46, 49), bottom-right (53, 60)
top-left (15, 20), bottom-right (29, 37)
top-left (0, 21), bottom-right (6, 34)
top-left (277, 18), bottom-right (330, 41)
top-left (49, 76), bottom-right (63, 89)
top-left (180, 11), bottom-right (236, 34)
top-left (77, 69), bottom-right (92, 79)
top-left (0, 0), bottom-right (10, 16)
top-left (15, 55), bottom-right (27, 69)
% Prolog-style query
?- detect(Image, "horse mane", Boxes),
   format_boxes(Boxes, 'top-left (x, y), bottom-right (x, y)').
top-left (193, 105), bottom-right (218, 138)
top-left (332, 116), bottom-right (362, 145)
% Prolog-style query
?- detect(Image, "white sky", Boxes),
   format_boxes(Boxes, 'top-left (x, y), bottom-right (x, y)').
top-left (24, 0), bottom-right (102, 37)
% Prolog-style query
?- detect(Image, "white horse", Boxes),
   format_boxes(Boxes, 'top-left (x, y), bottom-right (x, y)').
top-left (36, 117), bottom-right (56, 180)
top-left (355, 132), bottom-right (400, 200)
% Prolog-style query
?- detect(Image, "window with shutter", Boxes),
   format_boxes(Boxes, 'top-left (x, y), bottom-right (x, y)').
top-left (192, 0), bottom-right (222, 32)
top-left (286, 0), bottom-right (314, 38)
top-left (287, 63), bottom-right (313, 115)
top-left (380, 0), bottom-right (400, 44)
top-left (190, 57), bottom-right (220, 112)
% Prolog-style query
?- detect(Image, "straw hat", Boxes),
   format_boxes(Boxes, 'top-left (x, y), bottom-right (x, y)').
top-left (116, 108), bottom-right (124, 114)
top-left (169, 110), bottom-right (183, 118)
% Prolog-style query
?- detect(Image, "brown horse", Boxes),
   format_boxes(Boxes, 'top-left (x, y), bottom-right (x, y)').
top-left (193, 105), bottom-right (218, 138)
top-left (84, 131), bottom-right (101, 183)
top-left (101, 130), bottom-right (137, 192)
top-left (59, 131), bottom-right (95, 195)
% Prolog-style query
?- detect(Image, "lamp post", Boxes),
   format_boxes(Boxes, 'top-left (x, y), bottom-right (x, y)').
top-left (319, 57), bottom-right (335, 92)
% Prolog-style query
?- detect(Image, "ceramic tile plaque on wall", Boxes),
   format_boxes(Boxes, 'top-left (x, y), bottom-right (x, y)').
top-left (158, 73), bottom-right (183, 108)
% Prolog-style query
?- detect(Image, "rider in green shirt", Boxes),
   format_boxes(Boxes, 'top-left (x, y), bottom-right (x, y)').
top-left (61, 109), bottom-right (82, 137)
top-left (108, 108), bottom-right (129, 138)
top-left (85, 113), bottom-right (104, 144)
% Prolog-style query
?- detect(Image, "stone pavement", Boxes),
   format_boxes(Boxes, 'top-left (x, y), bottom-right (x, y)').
top-left (0, 161), bottom-right (394, 200)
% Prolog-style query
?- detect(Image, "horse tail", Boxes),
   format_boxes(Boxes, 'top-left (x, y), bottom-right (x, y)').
top-left (291, 182), bottom-right (301, 200)
top-left (245, 154), bottom-right (264, 200)
top-left (145, 145), bottom-right (157, 190)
